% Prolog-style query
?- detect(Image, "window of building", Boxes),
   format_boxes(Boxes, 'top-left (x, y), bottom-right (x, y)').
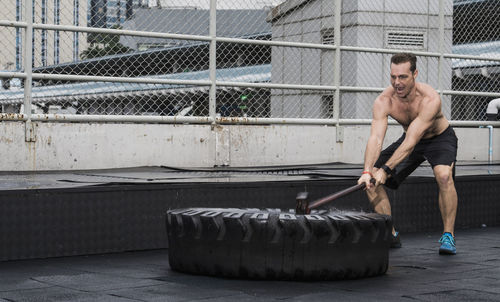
top-left (116, 0), bottom-right (122, 25)
top-left (321, 28), bottom-right (335, 45)
top-left (137, 43), bottom-right (175, 51)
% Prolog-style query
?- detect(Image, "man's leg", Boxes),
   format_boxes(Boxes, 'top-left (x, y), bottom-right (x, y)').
top-left (366, 168), bottom-right (396, 234)
top-left (366, 177), bottom-right (401, 248)
top-left (433, 163), bottom-right (458, 254)
top-left (433, 164), bottom-right (457, 236)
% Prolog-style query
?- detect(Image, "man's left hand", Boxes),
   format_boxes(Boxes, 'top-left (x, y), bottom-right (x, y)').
top-left (373, 168), bottom-right (388, 187)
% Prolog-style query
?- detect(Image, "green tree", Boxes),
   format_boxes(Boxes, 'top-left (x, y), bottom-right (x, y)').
top-left (81, 25), bottom-right (132, 59)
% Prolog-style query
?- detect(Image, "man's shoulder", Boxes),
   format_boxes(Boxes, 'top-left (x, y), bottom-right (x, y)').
top-left (416, 82), bottom-right (439, 98)
top-left (378, 86), bottom-right (395, 101)
top-left (374, 88), bottom-right (394, 114)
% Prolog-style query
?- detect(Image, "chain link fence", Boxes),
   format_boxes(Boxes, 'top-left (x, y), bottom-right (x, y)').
top-left (1, 0), bottom-right (499, 122)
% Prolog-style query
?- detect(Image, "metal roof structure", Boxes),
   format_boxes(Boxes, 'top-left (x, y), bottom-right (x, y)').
top-left (0, 64), bottom-right (271, 105)
top-left (31, 9), bottom-right (272, 78)
top-left (453, 0), bottom-right (491, 5)
top-left (452, 41), bottom-right (500, 69)
top-left (121, 8), bottom-right (272, 50)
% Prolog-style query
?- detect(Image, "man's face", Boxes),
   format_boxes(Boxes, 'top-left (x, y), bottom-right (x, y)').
top-left (390, 62), bottom-right (417, 98)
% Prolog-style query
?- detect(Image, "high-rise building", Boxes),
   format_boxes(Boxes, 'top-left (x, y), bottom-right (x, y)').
top-left (156, 0), bottom-right (283, 9)
top-left (89, 0), bottom-right (143, 29)
top-left (0, 0), bottom-right (88, 70)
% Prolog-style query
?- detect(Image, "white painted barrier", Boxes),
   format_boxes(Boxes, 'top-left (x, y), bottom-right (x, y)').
top-left (0, 122), bottom-right (496, 171)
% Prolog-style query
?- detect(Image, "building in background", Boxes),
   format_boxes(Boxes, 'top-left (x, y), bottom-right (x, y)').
top-left (89, 0), bottom-right (145, 29)
top-left (0, 0), bottom-right (88, 72)
top-left (268, 0), bottom-right (453, 119)
top-left (154, 0), bottom-right (283, 9)
top-left (2, 8), bottom-right (272, 116)
top-left (1, 0), bottom-right (497, 121)
top-left (120, 8), bottom-right (271, 51)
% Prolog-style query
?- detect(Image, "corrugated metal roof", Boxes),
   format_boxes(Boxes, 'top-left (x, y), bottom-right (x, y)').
top-left (121, 9), bottom-right (272, 49)
top-left (453, 0), bottom-right (491, 6)
top-left (0, 64), bottom-right (271, 104)
top-left (452, 41), bottom-right (500, 69)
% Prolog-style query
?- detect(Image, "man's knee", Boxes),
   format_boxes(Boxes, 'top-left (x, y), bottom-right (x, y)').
top-left (433, 165), bottom-right (454, 188)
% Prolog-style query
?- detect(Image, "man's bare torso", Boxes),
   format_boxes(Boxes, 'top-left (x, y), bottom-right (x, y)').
top-left (382, 82), bottom-right (449, 139)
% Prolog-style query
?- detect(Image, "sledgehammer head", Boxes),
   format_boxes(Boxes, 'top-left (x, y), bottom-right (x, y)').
top-left (295, 191), bottom-right (310, 215)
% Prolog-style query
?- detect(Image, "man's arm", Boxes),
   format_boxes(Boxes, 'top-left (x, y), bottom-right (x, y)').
top-left (364, 98), bottom-right (389, 171)
top-left (378, 95), bottom-right (441, 182)
top-left (358, 95), bottom-right (389, 188)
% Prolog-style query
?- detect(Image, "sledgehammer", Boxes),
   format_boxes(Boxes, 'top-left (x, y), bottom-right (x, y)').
top-left (296, 178), bottom-right (376, 215)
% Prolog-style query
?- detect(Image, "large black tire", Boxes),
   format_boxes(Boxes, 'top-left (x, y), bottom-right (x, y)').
top-left (166, 208), bottom-right (392, 280)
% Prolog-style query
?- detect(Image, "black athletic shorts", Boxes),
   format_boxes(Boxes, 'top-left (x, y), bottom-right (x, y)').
top-left (374, 125), bottom-right (458, 189)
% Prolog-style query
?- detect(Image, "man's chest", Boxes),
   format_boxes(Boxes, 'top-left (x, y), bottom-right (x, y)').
top-left (389, 99), bottom-right (421, 126)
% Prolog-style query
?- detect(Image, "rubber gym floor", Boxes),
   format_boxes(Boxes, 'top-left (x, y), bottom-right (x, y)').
top-left (1, 227), bottom-right (500, 301)
top-left (1, 162), bottom-right (499, 301)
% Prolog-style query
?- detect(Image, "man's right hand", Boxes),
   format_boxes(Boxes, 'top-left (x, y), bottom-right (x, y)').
top-left (358, 172), bottom-right (375, 190)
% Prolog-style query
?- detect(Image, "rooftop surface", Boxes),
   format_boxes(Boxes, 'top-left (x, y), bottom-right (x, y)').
top-left (1, 161), bottom-right (499, 191)
top-left (1, 226), bottom-right (499, 301)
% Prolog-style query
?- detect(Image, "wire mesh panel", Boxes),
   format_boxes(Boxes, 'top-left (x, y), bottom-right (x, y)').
top-left (452, 0), bottom-right (500, 121)
top-left (269, 88), bottom-right (336, 119)
top-left (215, 87), bottom-right (271, 118)
top-left (340, 92), bottom-right (377, 120)
top-left (0, 78), bottom-right (209, 116)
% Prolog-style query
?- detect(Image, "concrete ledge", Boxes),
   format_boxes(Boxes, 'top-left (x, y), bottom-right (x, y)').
top-left (0, 122), bottom-right (497, 171)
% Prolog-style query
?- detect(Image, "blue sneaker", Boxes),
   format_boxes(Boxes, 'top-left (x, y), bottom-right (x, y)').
top-left (439, 232), bottom-right (456, 255)
top-left (391, 231), bottom-right (402, 248)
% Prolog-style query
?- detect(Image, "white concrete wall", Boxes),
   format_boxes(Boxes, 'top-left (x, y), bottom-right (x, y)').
top-left (0, 122), bottom-right (496, 171)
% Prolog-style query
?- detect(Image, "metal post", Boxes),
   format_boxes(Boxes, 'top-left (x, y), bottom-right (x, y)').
top-left (334, 0), bottom-right (342, 142)
top-left (208, 0), bottom-right (217, 123)
top-left (437, 0), bottom-right (445, 99)
top-left (24, 0), bottom-right (35, 142)
top-left (488, 125), bottom-right (493, 163)
top-left (480, 125), bottom-right (494, 164)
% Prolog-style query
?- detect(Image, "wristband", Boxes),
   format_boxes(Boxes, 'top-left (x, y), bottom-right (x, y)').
top-left (362, 171), bottom-right (373, 177)
top-left (381, 164), bottom-right (394, 176)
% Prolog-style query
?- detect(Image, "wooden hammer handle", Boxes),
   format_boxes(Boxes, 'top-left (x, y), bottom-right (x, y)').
top-left (308, 178), bottom-right (375, 211)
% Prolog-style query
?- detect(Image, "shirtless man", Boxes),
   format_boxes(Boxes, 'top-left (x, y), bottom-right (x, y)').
top-left (358, 53), bottom-right (458, 255)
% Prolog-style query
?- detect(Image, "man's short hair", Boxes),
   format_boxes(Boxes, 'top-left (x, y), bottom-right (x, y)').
top-left (391, 53), bottom-right (417, 73)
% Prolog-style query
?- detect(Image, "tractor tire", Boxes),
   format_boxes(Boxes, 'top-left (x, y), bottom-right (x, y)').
top-left (166, 208), bottom-right (392, 280)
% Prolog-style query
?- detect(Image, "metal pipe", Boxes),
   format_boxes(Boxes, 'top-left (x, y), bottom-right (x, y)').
top-left (3, 72), bottom-right (500, 100)
top-left (0, 20), bottom-right (212, 42)
top-left (333, 0), bottom-right (342, 127)
top-left (437, 0), bottom-right (445, 100)
top-left (2, 70), bottom-right (500, 98)
top-left (479, 125), bottom-right (494, 163)
top-left (1, 113), bottom-right (500, 127)
top-left (486, 98), bottom-right (500, 121)
top-left (23, 2), bottom-right (33, 119)
top-left (208, 0), bottom-right (217, 121)
top-left (1, 20), bottom-right (500, 64)
top-left (442, 90), bottom-right (500, 98)
top-left (0, 113), bottom-right (213, 124)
